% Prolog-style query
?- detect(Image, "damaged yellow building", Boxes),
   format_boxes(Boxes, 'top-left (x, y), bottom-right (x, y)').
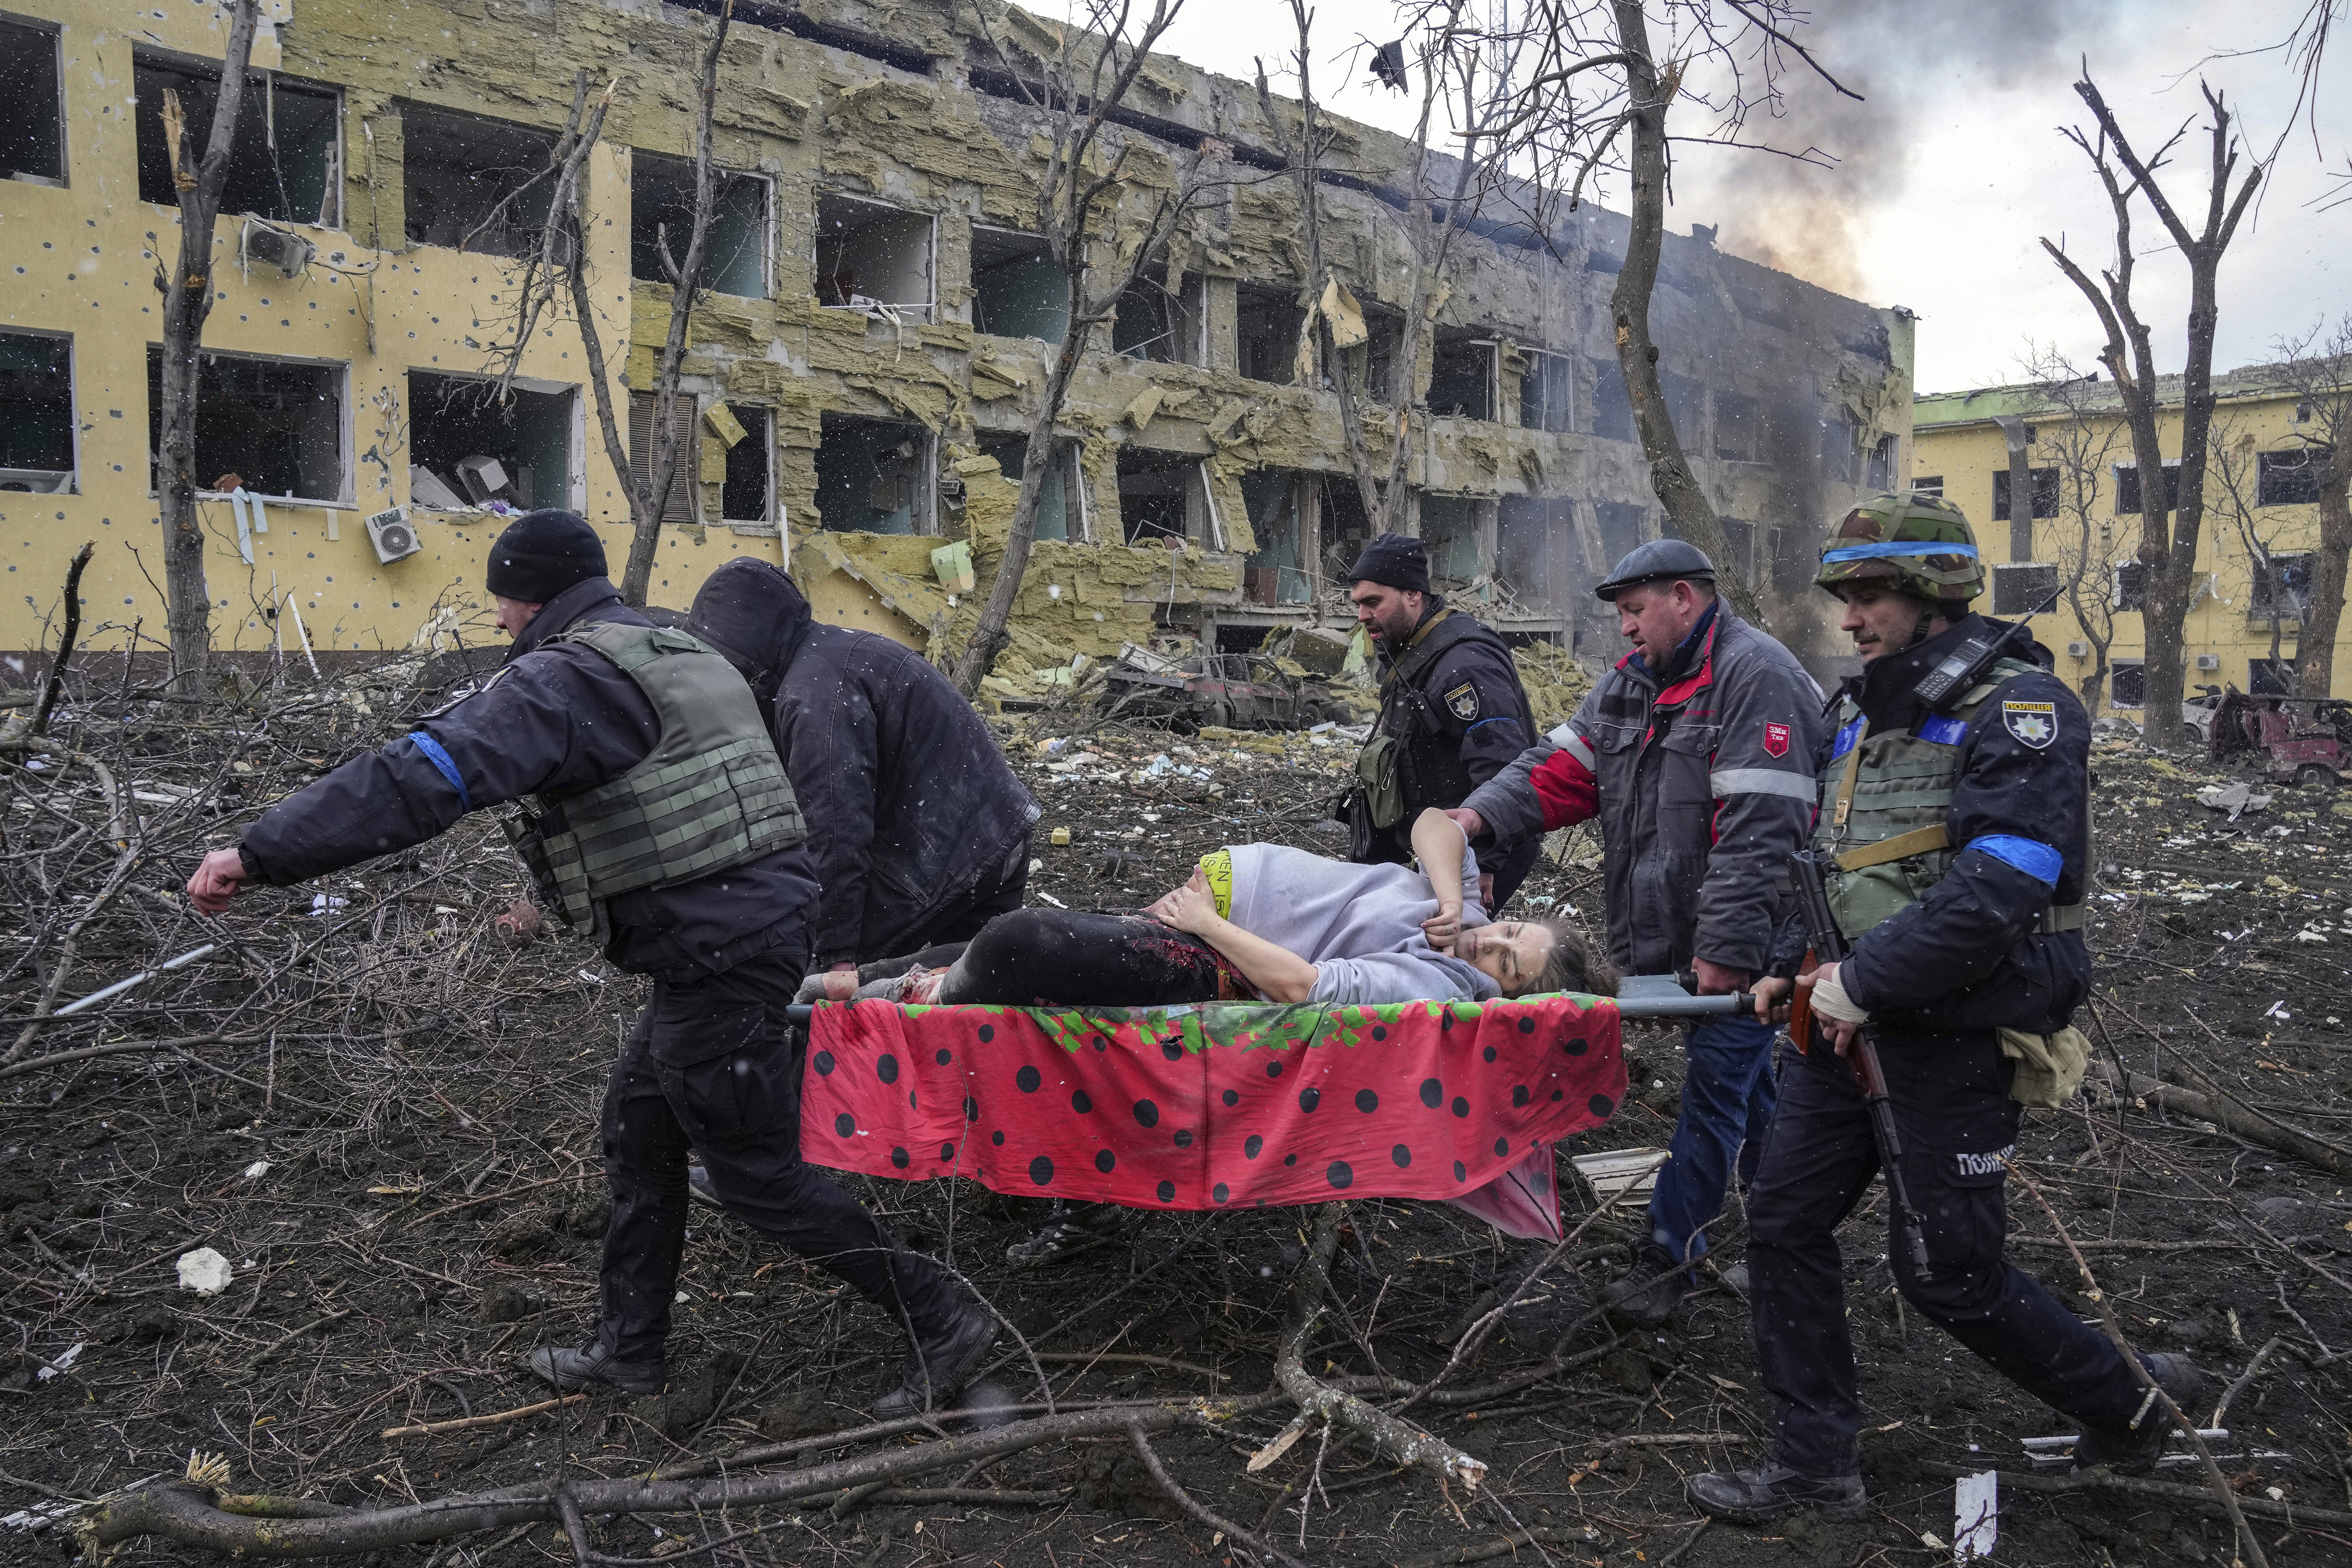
top-left (0, 0), bottom-right (1913, 684)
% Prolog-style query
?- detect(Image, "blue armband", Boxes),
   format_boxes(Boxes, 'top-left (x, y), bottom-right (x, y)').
top-left (408, 732), bottom-right (472, 814)
top-left (1971, 834), bottom-right (2059, 886)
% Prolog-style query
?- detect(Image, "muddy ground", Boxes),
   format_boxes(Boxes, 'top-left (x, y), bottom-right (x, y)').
top-left (4, 686), bottom-right (2352, 1568)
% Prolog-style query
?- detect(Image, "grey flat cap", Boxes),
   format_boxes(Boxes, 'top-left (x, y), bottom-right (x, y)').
top-left (1594, 537), bottom-right (1716, 602)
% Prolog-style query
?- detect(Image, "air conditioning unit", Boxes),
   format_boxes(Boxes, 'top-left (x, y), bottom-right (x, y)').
top-left (2195, 653), bottom-right (2221, 671)
top-left (239, 218), bottom-right (316, 280)
top-left (2066, 640), bottom-right (2089, 658)
top-left (364, 506), bottom-right (421, 565)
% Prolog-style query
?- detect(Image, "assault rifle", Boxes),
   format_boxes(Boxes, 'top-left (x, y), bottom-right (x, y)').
top-left (1787, 848), bottom-right (1933, 1282)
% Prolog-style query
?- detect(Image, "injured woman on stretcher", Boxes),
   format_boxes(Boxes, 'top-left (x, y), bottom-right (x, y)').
top-left (801, 809), bottom-right (1612, 1009)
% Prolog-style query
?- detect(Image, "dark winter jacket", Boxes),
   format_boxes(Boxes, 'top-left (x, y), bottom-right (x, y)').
top-left (687, 558), bottom-right (1040, 968)
top-left (1822, 614), bottom-right (2093, 1037)
top-left (1460, 602), bottom-right (1822, 977)
top-left (238, 576), bottom-right (820, 979)
top-left (1354, 598), bottom-right (1537, 864)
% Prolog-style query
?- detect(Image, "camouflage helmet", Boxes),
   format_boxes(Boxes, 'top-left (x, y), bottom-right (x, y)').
top-left (1813, 492), bottom-right (1984, 604)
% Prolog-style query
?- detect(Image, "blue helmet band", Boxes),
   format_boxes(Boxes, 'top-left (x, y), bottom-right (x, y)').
top-left (1821, 541), bottom-right (1980, 563)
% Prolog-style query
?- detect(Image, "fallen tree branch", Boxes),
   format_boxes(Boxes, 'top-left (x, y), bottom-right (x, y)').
top-left (2131, 1070), bottom-right (2352, 1180)
top-left (1126, 1422), bottom-right (1306, 1568)
top-left (1566, 1431), bottom-right (1750, 1485)
top-left (1918, 1461), bottom-right (2352, 1529)
top-left (1390, 1524), bottom-right (1606, 1568)
top-left (382, 1393), bottom-right (586, 1440)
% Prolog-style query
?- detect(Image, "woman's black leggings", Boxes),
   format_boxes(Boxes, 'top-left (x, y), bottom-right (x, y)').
top-left (858, 909), bottom-right (1229, 1007)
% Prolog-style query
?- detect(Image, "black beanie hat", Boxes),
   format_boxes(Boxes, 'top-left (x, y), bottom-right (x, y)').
top-left (1346, 532), bottom-right (1431, 594)
top-left (485, 510), bottom-right (607, 603)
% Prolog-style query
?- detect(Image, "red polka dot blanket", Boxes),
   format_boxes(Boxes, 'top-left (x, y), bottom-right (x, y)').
top-left (799, 994), bottom-right (1625, 1240)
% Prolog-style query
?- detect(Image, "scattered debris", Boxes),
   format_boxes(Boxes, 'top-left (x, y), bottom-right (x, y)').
top-left (175, 1249), bottom-right (232, 1296)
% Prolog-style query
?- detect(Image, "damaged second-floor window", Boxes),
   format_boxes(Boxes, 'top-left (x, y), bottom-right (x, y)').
top-left (0, 17), bottom-right (64, 187)
top-left (1427, 331), bottom-right (1495, 422)
top-left (1113, 272), bottom-right (1205, 366)
top-left (147, 346), bottom-right (346, 504)
top-left (401, 103), bottom-right (556, 258)
top-left (970, 228), bottom-right (1069, 346)
top-left (1235, 284), bottom-right (1302, 386)
top-left (0, 329), bottom-right (74, 493)
top-left (1519, 350), bottom-right (1571, 434)
top-left (2258, 447), bottom-right (2325, 507)
top-left (632, 154), bottom-right (771, 299)
top-left (815, 194), bottom-right (933, 319)
top-left (135, 53), bottom-right (340, 227)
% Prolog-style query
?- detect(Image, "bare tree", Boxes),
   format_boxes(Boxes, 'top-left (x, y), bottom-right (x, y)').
top-left (2269, 318), bottom-right (2352, 699)
top-left (948, 0), bottom-right (1222, 697)
top-left (152, 0), bottom-right (264, 687)
top-left (2021, 350), bottom-right (2131, 713)
top-left (479, 2), bottom-right (735, 607)
top-left (2041, 75), bottom-right (2261, 745)
top-left (2206, 412), bottom-right (2306, 692)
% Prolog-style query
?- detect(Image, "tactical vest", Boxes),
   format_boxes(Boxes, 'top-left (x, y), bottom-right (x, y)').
top-left (502, 621), bottom-right (806, 937)
top-left (1356, 610), bottom-right (1516, 829)
top-left (1814, 656), bottom-right (2086, 943)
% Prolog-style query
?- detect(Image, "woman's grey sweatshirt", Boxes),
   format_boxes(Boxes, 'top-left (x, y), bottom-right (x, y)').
top-left (1226, 843), bottom-right (1498, 1006)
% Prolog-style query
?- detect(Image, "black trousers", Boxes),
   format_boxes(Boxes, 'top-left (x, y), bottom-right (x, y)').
top-left (599, 942), bottom-right (962, 1363)
top-left (861, 910), bottom-right (1228, 1007)
top-left (854, 834), bottom-right (1032, 966)
top-left (1746, 1028), bottom-right (2151, 1476)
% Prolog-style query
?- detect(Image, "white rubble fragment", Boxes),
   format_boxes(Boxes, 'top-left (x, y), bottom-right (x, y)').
top-left (177, 1247), bottom-right (234, 1295)
top-left (1953, 1469), bottom-right (1997, 1562)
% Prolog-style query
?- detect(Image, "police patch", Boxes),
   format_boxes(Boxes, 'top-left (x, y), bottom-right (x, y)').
top-left (1445, 682), bottom-right (1480, 721)
top-left (2001, 699), bottom-right (2057, 749)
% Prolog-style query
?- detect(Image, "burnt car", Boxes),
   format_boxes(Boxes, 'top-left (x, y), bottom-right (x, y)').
top-left (1096, 644), bottom-right (1352, 730)
top-left (2210, 688), bottom-right (2351, 786)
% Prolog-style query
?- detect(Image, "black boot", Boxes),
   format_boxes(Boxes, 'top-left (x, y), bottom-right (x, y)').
top-left (873, 1305), bottom-right (998, 1418)
top-left (528, 1339), bottom-right (666, 1396)
top-left (1602, 1241), bottom-right (1689, 1328)
top-left (2072, 1353), bottom-right (2206, 1475)
top-left (1689, 1461), bottom-right (1867, 1523)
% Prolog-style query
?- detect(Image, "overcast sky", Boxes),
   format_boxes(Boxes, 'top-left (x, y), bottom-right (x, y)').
top-left (1151, 0), bottom-right (2345, 395)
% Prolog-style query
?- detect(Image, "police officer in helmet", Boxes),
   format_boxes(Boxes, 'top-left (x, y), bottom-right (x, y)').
top-left (1690, 494), bottom-right (2201, 1523)
top-left (188, 511), bottom-right (996, 1417)
top-left (1343, 532), bottom-right (1541, 908)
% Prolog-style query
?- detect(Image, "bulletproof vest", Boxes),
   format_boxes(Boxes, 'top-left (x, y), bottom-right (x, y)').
top-left (1364, 610), bottom-right (1512, 820)
top-left (1814, 656), bottom-right (2086, 942)
top-left (503, 621), bottom-right (805, 936)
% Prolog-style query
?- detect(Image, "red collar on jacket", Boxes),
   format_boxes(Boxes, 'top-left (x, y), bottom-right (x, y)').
top-left (1616, 616), bottom-right (1720, 711)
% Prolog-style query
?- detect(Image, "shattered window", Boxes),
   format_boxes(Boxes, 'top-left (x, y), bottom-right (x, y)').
top-left (1817, 414), bottom-right (1855, 484)
top-left (1661, 373), bottom-right (1704, 451)
top-left (0, 18), bottom-right (63, 186)
top-left (1236, 284), bottom-right (1301, 386)
top-left (1428, 332), bottom-right (1494, 421)
top-left (0, 330), bottom-right (73, 492)
top-left (2251, 553), bottom-right (2314, 619)
top-left (1766, 525), bottom-right (1819, 594)
top-left (1992, 467), bottom-right (2059, 520)
top-left (1519, 351), bottom-right (1572, 434)
top-left (632, 154), bottom-right (770, 298)
top-left (2250, 657), bottom-right (2296, 696)
top-left (409, 372), bottom-right (575, 513)
top-left (1594, 501), bottom-right (1646, 562)
top-left (1717, 519), bottom-right (1756, 577)
top-left (2111, 661), bottom-right (2144, 708)
top-left (1990, 561), bottom-right (2059, 617)
top-left (147, 347), bottom-right (344, 502)
top-left (979, 435), bottom-right (1083, 542)
top-left (1419, 494), bottom-right (1485, 584)
top-left (817, 413), bottom-right (930, 534)
top-left (1912, 474), bottom-right (1945, 497)
top-left (815, 195), bottom-right (933, 318)
top-left (720, 405), bottom-right (773, 524)
top-left (1714, 392), bottom-right (1759, 462)
top-left (2113, 559), bottom-right (2147, 611)
top-left (1116, 447), bottom-right (1207, 547)
top-left (1590, 360), bottom-right (1635, 442)
top-left (1865, 434), bottom-right (1894, 490)
top-left (1241, 470), bottom-right (1311, 604)
top-left (134, 55), bottom-right (340, 226)
top-left (400, 103), bottom-right (556, 258)
top-left (2258, 448), bottom-right (2324, 507)
top-left (1319, 476), bottom-right (1371, 582)
top-left (2114, 461), bottom-right (2181, 515)
top-left (1360, 304), bottom-right (1406, 402)
top-left (970, 228), bottom-right (1069, 345)
top-left (1497, 496), bottom-right (1572, 610)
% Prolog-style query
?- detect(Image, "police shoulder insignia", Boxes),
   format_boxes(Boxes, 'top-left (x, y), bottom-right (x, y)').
top-left (2001, 699), bottom-right (2057, 749)
top-left (1444, 682), bottom-right (1480, 721)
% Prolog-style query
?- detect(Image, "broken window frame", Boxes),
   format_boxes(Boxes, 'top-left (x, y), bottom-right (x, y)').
top-left (0, 326), bottom-right (76, 494)
top-left (1991, 466), bottom-right (2060, 521)
top-left (2249, 656), bottom-right (2297, 696)
top-left (2113, 459), bottom-right (2182, 516)
top-left (1864, 434), bottom-right (1895, 491)
top-left (399, 100), bottom-right (560, 260)
top-left (1240, 469), bottom-right (1315, 605)
top-left (2110, 658), bottom-right (2145, 709)
top-left (1765, 524), bottom-right (1820, 594)
top-left (1712, 391), bottom-right (1761, 463)
top-left (813, 191), bottom-right (935, 321)
top-left (2112, 558), bottom-right (2148, 612)
top-left (977, 434), bottom-right (1087, 543)
top-left (1359, 302), bottom-right (1407, 405)
top-left (631, 152), bottom-right (774, 300)
top-left (0, 14), bottom-right (64, 188)
top-left (1417, 492), bottom-right (1494, 587)
top-left (133, 48), bottom-right (343, 228)
top-left (2257, 447), bottom-right (2325, 507)
top-left (1660, 372), bottom-right (1705, 455)
top-left (147, 345), bottom-right (351, 506)
top-left (2249, 551), bottom-right (2315, 620)
top-left (1495, 494), bottom-right (1576, 614)
top-left (407, 369), bottom-right (579, 514)
top-left (815, 412), bottom-right (935, 536)
top-left (1518, 349), bottom-right (1572, 434)
top-left (1989, 560), bottom-right (2060, 618)
top-left (1912, 474), bottom-right (1945, 497)
top-left (1590, 359), bottom-right (1636, 442)
top-left (719, 403), bottom-right (775, 528)
top-left (969, 226), bottom-right (1070, 346)
top-left (1426, 332), bottom-right (1497, 423)
top-left (1235, 283), bottom-right (1303, 387)
top-left (1115, 447), bottom-right (1220, 550)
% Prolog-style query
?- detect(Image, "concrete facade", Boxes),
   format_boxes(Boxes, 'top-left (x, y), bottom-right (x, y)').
top-left (0, 0), bottom-right (1912, 684)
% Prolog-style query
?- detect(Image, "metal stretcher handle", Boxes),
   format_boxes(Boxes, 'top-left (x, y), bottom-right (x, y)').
top-left (781, 988), bottom-right (1753, 1026)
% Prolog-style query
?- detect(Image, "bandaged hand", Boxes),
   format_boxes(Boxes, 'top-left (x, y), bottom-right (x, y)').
top-left (1799, 961), bottom-right (1868, 1055)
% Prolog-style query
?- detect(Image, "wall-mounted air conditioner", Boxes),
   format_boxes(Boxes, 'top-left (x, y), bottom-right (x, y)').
top-left (2066, 641), bottom-right (2089, 658)
top-left (2195, 653), bottom-right (2221, 671)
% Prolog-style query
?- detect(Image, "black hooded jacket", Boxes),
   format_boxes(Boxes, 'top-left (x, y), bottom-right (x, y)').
top-left (238, 576), bottom-right (821, 978)
top-left (687, 558), bottom-right (1040, 967)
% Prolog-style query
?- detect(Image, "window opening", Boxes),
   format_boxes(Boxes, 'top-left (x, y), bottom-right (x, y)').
top-left (814, 194), bottom-right (933, 319)
top-left (1661, 373), bottom-right (1704, 452)
top-left (977, 435), bottom-right (1083, 542)
top-left (1117, 447), bottom-right (1206, 546)
top-left (1319, 476), bottom-right (1372, 582)
top-left (2250, 552), bottom-right (2314, 619)
top-left (1419, 494), bottom-right (1487, 585)
top-left (1427, 331), bottom-right (1495, 421)
top-left (1497, 495), bottom-right (1572, 610)
top-left (1519, 350), bottom-right (1571, 434)
top-left (1865, 434), bottom-right (1894, 490)
top-left (1594, 500), bottom-right (1646, 562)
top-left (1591, 359), bottom-right (1635, 442)
top-left (2113, 461), bottom-right (2181, 515)
top-left (400, 103), bottom-right (557, 258)
top-left (1991, 466), bottom-right (2060, 521)
top-left (1241, 470), bottom-right (1312, 604)
top-left (816, 413), bottom-right (930, 534)
top-left (407, 372), bottom-right (572, 512)
top-left (148, 347), bottom-right (343, 502)
top-left (970, 228), bottom-right (1068, 344)
top-left (720, 404), bottom-right (772, 524)
top-left (0, 18), bottom-right (63, 186)
top-left (1360, 302), bottom-right (1406, 403)
top-left (135, 53), bottom-right (338, 225)
top-left (1764, 525), bottom-right (1818, 593)
top-left (2258, 448), bottom-right (2324, 507)
top-left (630, 155), bottom-right (769, 298)
top-left (2111, 660), bottom-right (2144, 708)
top-left (1713, 392), bottom-right (1760, 462)
top-left (1990, 561), bottom-right (2059, 617)
top-left (1235, 284), bottom-right (1302, 385)
top-left (2113, 558), bottom-right (2147, 611)
top-left (0, 330), bottom-right (73, 492)
top-left (2250, 657), bottom-right (2296, 696)
top-left (1912, 474), bottom-right (1945, 496)
top-left (1816, 412), bottom-right (1855, 483)
top-left (1717, 518), bottom-right (1757, 577)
